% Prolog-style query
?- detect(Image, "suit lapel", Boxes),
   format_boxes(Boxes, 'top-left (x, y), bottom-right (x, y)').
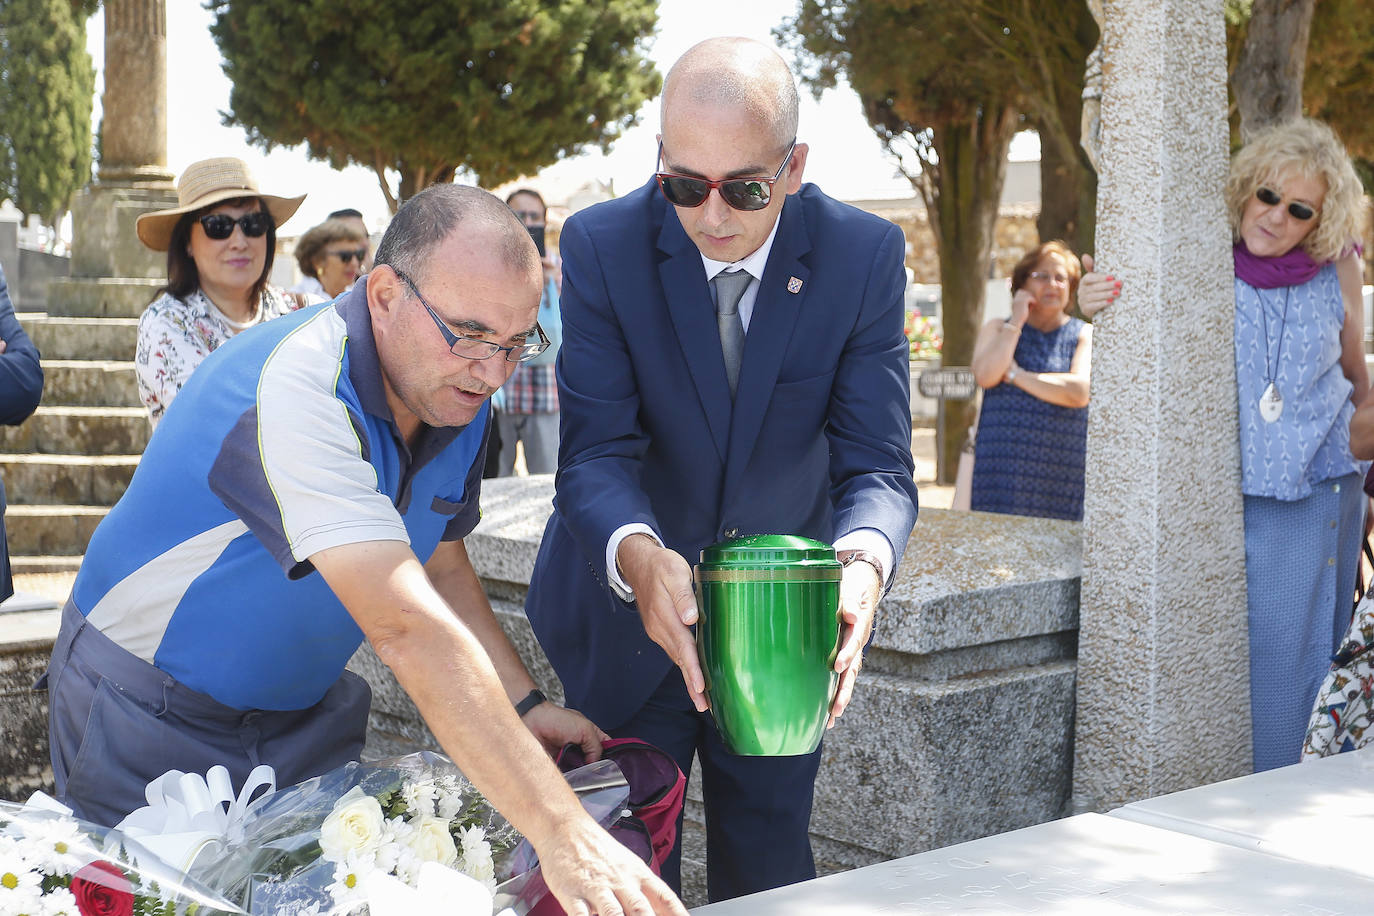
top-left (724, 196), bottom-right (812, 498)
top-left (657, 213), bottom-right (732, 462)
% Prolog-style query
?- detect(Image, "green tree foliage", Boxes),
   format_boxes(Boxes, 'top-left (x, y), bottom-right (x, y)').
top-left (209, 0), bottom-right (660, 211)
top-left (941, 1), bottom-right (1099, 254)
top-left (1304, 0), bottom-right (1374, 179)
top-left (0, 0), bottom-right (96, 232)
top-left (1227, 0), bottom-right (1374, 188)
top-left (780, 0), bottom-right (1097, 480)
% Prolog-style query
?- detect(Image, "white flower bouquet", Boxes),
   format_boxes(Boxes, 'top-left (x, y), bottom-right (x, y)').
top-left (189, 751), bottom-right (630, 916)
top-left (0, 798), bottom-right (243, 916)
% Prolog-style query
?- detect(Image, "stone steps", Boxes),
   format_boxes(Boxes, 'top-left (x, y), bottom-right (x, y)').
top-left (4, 505), bottom-right (104, 556)
top-left (40, 360), bottom-right (140, 408)
top-left (0, 454), bottom-right (137, 506)
top-left (5, 276), bottom-right (155, 566)
top-left (11, 555), bottom-right (82, 574)
top-left (19, 315), bottom-right (138, 361)
top-left (44, 277), bottom-right (160, 319)
top-left (0, 406), bottom-right (148, 455)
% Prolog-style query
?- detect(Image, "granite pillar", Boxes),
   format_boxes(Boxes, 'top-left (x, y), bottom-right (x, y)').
top-left (70, 0), bottom-right (176, 280)
top-left (1072, 0), bottom-right (1250, 813)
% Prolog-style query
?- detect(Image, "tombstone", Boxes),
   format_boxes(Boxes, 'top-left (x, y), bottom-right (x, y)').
top-left (69, 0), bottom-right (177, 280)
top-left (1073, 0), bottom-right (1251, 812)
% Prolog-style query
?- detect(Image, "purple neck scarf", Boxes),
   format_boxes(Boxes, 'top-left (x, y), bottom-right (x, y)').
top-left (1233, 241), bottom-right (1323, 289)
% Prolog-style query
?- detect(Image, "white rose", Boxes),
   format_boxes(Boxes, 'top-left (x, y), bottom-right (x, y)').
top-left (319, 787), bottom-right (386, 862)
top-left (406, 816), bottom-right (458, 867)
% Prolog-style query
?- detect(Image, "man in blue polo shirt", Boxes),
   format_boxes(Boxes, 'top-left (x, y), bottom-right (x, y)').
top-left (44, 185), bottom-right (684, 916)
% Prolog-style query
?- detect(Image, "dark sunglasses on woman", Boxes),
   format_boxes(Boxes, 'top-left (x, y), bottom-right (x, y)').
top-left (198, 211), bottom-right (273, 240)
top-left (1255, 187), bottom-right (1317, 221)
top-left (655, 140), bottom-right (796, 212)
top-left (328, 248), bottom-right (368, 264)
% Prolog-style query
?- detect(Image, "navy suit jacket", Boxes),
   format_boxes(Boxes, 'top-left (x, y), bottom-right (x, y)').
top-left (0, 264), bottom-right (43, 601)
top-left (525, 181), bottom-right (919, 730)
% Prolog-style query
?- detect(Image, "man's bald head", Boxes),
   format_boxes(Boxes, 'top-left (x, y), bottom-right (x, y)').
top-left (661, 38), bottom-right (799, 156)
top-left (374, 184), bottom-right (540, 289)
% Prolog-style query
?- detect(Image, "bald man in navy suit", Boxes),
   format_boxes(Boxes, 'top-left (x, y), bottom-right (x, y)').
top-left (525, 37), bottom-right (919, 903)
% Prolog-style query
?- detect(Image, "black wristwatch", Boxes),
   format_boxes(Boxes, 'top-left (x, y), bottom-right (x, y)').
top-left (514, 688), bottom-right (548, 717)
top-left (837, 549), bottom-right (885, 585)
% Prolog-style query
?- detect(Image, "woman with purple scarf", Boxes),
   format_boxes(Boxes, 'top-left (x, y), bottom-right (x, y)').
top-left (1080, 118), bottom-right (1370, 771)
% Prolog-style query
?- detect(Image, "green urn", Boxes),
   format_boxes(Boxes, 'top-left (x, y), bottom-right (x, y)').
top-left (694, 534), bottom-right (842, 756)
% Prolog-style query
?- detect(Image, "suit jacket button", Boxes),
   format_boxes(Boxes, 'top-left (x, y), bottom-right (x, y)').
top-left (724, 527), bottom-right (740, 539)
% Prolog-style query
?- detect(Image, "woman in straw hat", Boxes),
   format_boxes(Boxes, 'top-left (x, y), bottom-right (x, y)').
top-left (134, 157), bottom-right (307, 427)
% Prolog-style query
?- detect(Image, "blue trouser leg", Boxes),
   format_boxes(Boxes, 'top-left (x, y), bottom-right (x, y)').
top-left (611, 667), bottom-right (820, 903)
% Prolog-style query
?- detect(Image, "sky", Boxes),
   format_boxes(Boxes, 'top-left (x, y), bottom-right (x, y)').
top-left (84, 1), bottom-right (1036, 234)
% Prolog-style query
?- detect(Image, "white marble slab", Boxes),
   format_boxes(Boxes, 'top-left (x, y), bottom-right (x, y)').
top-left (1110, 746), bottom-right (1374, 880)
top-left (691, 812), bottom-right (1374, 914)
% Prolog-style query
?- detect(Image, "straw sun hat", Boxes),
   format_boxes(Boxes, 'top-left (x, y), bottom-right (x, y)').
top-left (135, 157), bottom-right (306, 252)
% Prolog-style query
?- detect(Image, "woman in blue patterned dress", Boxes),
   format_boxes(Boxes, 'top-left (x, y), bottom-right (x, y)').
top-left (1081, 118), bottom-right (1370, 771)
top-left (969, 241), bottom-right (1092, 521)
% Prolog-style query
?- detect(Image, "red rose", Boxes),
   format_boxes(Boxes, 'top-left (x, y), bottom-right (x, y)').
top-left (69, 860), bottom-right (135, 916)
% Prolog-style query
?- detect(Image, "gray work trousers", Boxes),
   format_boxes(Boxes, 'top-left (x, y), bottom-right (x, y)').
top-left (42, 599), bottom-right (371, 827)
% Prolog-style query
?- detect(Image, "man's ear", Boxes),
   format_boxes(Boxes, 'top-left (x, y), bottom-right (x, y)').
top-left (366, 267), bottom-right (403, 322)
top-left (786, 143), bottom-right (809, 194)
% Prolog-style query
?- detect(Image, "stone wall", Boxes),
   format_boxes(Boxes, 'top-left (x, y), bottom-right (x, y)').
top-left (0, 610), bottom-right (59, 801)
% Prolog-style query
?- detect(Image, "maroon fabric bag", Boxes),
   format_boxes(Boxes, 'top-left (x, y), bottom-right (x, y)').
top-left (526, 738), bottom-right (686, 916)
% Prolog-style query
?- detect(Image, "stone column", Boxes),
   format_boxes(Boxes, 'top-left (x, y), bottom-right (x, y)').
top-left (1072, 0), bottom-right (1251, 813)
top-left (99, 0), bottom-right (174, 184)
top-left (69, 0), bottom-right (177, 278)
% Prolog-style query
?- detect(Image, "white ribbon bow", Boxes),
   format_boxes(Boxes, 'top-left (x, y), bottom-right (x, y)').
top-left (114, 764), bottom-right (276, 872)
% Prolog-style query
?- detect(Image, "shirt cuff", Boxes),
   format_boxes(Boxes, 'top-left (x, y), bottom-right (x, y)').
top-left (607, 523), bottom-right (663, 602)
top-left (833, 528), bottom-right (895, 588)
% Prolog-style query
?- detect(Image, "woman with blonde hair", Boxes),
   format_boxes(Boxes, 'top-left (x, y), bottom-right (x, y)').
top-left (1081, 117), bottom-right (1370, 770)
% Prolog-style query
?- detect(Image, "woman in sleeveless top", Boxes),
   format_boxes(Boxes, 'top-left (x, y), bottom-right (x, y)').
top-left (969, 241), bottom-right (1093, 521)
top-left (1080, 118), bottom-right (1370, 771)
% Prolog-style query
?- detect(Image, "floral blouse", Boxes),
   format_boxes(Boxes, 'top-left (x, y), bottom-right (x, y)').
top-left (135, 286), bottom-right (305, 427)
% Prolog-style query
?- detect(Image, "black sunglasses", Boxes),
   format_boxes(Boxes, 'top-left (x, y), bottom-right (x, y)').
top-left (327, 248), bottom-right (367, 264)
top-left (655, 140), bottom-right (796, 212)
top-left (1255, 187), bottom-right (1318, 222)
top-left (198, 211), bottom-right (272, 240)
top-left (392, 267), bottom-right (552, 363)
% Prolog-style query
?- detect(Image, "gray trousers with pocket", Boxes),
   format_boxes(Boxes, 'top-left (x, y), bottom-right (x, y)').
top-left (42, 599), bottom-right (371, 827)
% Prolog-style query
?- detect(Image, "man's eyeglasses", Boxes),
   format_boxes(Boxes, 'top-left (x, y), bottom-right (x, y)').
top-left (327, 248), bottom-right (367, 264)
top-left (198, 211), bottom-right (272, 240)
top-left (655, 140), bottom-right (796, 212)
top-left (392, 267), bottom-right (551, 362)
top-left (1255, 186), bottom-right (1318, 221)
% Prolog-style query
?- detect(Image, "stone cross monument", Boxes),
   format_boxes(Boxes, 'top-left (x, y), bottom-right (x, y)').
top-left (69, 0), bottom-right (177, 280)
top-left (1072, 0), bottom-right (1252, 813)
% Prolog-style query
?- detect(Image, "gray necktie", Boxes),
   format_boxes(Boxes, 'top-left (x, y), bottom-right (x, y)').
top-left (713, 269), bottom-right (750, 397)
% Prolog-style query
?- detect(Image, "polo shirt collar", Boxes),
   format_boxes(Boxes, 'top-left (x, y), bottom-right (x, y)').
top-left (335, 279), bottom-right (466, 462)
top-left (336, 280), bottom-right (392, 421)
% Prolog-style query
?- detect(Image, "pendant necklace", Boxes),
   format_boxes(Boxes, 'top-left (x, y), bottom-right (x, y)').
top-left (1257, 287), bottom-right (1291, 423)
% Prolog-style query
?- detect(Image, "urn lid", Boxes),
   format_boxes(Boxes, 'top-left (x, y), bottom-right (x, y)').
top-left (698, 534), bottom-right (841, 570)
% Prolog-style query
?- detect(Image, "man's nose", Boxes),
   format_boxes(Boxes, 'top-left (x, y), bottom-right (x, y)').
top-left (700, 187), bottom-right (732, 227)
top-left (472, 354), bottom-right (513, 388)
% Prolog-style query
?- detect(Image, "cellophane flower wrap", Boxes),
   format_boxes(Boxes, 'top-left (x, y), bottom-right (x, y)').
top-left (0, 798), bottom-right (244, 915)
top-left (190, 751), bottom-right (630, 916)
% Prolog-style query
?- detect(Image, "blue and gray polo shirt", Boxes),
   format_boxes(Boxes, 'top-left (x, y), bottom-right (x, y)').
top-left (71, 283), bottom-right (488, 712)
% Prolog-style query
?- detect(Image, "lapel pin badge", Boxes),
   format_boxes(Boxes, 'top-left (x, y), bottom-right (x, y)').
top-left (787, 276), bottom-right (803, 294)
